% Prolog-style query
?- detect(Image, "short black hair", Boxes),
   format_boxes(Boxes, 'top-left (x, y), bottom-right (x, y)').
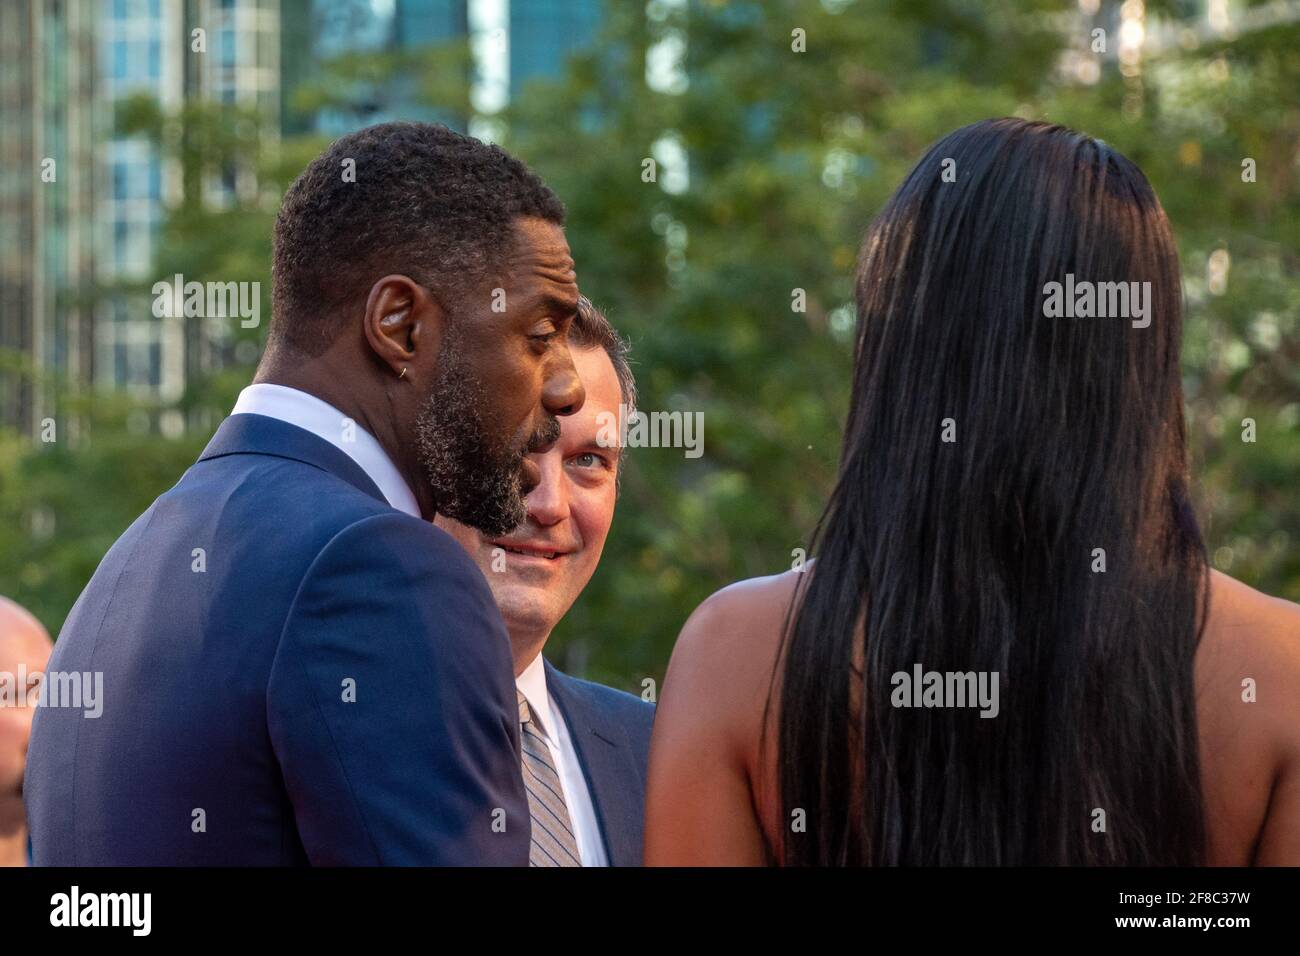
top-left (270, 121), bottom-right (565, 356)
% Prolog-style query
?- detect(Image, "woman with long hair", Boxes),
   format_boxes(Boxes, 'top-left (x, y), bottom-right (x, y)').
top-left (644, 118), bottom-right (1300, 866)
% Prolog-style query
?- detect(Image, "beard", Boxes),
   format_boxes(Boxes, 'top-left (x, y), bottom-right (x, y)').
top-left (414, 334), bottom-right (559, 537)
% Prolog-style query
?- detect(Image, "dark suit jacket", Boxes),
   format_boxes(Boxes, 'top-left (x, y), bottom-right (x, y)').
top-left (25, 412), bottom-right (530, 866)
top-left (544, 660), bottom-right (655, 867)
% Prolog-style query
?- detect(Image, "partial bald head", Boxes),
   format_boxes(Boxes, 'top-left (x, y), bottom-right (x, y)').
top-left (0, 597), bottom-right (51, 837)
top-left (0, 598), bottom-right (51, 673)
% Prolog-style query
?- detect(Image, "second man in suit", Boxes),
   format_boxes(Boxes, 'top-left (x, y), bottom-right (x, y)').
top-left (438, 297), bottom-right (653, 867)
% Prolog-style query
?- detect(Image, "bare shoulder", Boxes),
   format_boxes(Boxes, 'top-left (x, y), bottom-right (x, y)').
top-left (683, 568), bottom-right (805, 637)
top-left (658, 568), bottom-right (806, 765)
top-left (1198, 571), bottom-right (1300, 864)
top-left (646, 571), bottom-right (805, 865)
top-left (667, 569), bottom-right (805, 708)
top-left (1201, 570), bottom-right (1300, 684)
top-left (1200, 570), bottom-right (1300, 730)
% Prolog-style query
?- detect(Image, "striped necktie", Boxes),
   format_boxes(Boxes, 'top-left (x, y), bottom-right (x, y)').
top-left (517, 689), bottom-right (582, 867)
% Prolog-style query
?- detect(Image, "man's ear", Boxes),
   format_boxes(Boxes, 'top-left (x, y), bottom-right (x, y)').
top-left (362, 275), bottom-right (442, 381)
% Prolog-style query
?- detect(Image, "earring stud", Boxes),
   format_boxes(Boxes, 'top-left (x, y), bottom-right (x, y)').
top-left (399, 367), bottom-right (408, 380)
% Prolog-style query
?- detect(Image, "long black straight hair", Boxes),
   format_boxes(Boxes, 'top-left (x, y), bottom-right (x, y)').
top-left (776, 118), bottom-right (1209, 865)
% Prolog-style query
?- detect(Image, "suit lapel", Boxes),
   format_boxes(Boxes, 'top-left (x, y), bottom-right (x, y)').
top-left (545, 660), bottom-right (644, 867)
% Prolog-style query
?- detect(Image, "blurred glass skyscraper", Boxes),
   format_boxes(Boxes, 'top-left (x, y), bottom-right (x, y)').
top-left (0, 0), bottom-right (98, 436)
top-left (96, 0), bottom-right (278, 435)
top-left (0, 0), bottom-right (280, 436)
top-left (1, 0), bottom-right (606, 437)
top-left (508, 0), bottom-right (601, 101)
top-left (278, 1), bottom-right (606, 137)
top-left (281, 0), bottom-right (472, 136)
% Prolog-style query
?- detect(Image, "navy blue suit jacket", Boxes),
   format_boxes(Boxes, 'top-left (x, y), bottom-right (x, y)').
top-left (25, 413), bottom-right (530, 866)
top-left (544, 661), bottom-right (654, 867)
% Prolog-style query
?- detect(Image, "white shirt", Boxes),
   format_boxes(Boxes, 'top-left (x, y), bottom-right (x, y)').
top-left (231, 383), bottom-right (420, 518)
top-left (516, 653), bottom-right (608, 866)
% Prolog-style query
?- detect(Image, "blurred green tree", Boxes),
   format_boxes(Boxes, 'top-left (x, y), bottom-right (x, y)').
top-left (1, 1), bottom-right (1295, 694)
top-left (502, 0), bottom-right (1300, 688)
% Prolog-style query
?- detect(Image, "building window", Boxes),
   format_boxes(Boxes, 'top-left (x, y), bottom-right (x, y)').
top-left (221, 28), bottom-right (236, 68)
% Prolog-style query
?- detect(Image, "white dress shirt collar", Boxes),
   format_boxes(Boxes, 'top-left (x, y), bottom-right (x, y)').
top-left (231, 383), bottom-right (420, 519)
top-left (516, 651), bottom-right (558, 745)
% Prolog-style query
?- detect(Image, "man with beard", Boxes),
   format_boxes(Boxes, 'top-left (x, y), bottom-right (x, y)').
top-left (25, 122), bottom-right (584, 865)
